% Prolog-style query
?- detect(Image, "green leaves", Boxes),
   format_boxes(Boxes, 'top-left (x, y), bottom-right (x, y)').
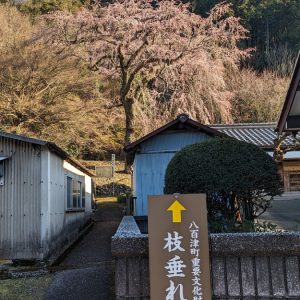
top-left (164, 137), bottom-right (283, 231)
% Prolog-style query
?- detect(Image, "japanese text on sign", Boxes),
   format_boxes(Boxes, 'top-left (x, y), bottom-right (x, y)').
top-left (163, 221), bottom-right (202, 300)
top-left (148, 194), bottom-right (211, 300)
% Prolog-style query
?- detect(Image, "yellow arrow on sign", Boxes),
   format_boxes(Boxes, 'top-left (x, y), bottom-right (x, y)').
top-left (167, 200), bottom-right (186, 223)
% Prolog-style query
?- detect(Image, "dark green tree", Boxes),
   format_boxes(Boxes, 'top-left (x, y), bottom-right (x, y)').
top-left (192, 0), bottom-right (300, 75)
top-left (164, 138), bottom-right (283, 231)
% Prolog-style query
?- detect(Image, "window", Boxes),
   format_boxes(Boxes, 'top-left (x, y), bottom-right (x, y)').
top-left (67, 176), bottom-right (72, 208)
top-left (0, 160), bottom-right (4, 186)
top-left (82, 184), bottom-right (85, 208)
top-left (66, 176), bottom-right (85, 210)
top-left (289, 172), bottom-right (300, 191)
top-left (0, 156), bottom-right (10, 186)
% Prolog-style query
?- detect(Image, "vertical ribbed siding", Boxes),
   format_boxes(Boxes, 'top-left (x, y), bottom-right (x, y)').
top-left (49, 152), bottom-right (65, 241)
top-left (0, 137), bottom-right (41, 259)
top-left (134, 131), bottom-right (210, 216)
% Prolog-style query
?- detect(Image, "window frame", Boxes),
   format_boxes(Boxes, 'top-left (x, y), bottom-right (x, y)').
top-left (288, 171), bottom-right (300, 192)
top-left (65, 174), bottom-right (85, 212)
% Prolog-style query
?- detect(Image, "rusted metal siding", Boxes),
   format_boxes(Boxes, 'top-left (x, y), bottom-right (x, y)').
top-left (0, 137), bottom-right (42, 259)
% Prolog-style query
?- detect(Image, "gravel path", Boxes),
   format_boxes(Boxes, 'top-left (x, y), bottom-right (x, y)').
top-left (46, 202), bottom-right (123, 300)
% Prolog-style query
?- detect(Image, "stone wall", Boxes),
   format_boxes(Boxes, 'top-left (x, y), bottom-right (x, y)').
top-left (112, 216), bottom-right (300, 299)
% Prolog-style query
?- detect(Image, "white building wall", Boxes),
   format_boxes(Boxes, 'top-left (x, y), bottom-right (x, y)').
top-left (40, 148), bottom-right (92, 259)
top-left (267, 151), bottom-right (300, 159)
top-left (63, 161), bottom-right (92, 210)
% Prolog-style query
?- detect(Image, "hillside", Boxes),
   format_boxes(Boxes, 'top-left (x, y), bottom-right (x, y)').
top-left (0, 1), bottom-right (294, 160)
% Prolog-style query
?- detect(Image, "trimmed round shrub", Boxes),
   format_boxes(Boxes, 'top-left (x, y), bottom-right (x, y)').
top-left (164, 138), bottom-right (282, 231)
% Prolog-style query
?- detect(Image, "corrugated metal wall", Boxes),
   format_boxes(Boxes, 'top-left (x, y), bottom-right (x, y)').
top-left (0, 138), bottom-right (92, 260)
top-left (134, 131), bottom-right (210, 215)
top-left (0, 137), bottom-right (41, 259)
top-left (48, 152), bottom-right (66, 241)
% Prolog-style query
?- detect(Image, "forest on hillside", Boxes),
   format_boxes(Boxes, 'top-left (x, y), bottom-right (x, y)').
top-left (0, 0), bottom-right (298, 159)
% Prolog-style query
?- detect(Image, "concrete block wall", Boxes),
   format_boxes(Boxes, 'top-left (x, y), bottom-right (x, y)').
top-left (112, 216), bottom-right (300, 299)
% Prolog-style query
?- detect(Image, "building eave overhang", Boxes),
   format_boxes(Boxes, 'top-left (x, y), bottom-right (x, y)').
top-left (0, 131), bottom-right (95, 177)
top-left (276, 51), bottom-right (300, 133)
top-left (124, 114), bottom-right (226, 165)
top-left (46, 143), bottom-right (95, 177)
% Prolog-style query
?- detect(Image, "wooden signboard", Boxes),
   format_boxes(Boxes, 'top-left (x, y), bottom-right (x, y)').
top-left (95, 166), bottom-right (113, 178)
top-left (148, 194), bottom-right (211, 300)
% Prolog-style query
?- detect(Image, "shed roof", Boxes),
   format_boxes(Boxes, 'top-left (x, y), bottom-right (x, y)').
top-left (0, 131), bottom-right (94, 177)
top-left (125, 115), bottom-right (300, 161)
top-left (125, 114), bottom-right (300, 165)
top-left (276, 51), bottom-right (300, 133)
top-left (124, 114), bottom-right (225, 158)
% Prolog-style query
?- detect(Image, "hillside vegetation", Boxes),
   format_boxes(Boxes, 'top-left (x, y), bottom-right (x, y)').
top-left (0, 1), bottom-right (292, 160)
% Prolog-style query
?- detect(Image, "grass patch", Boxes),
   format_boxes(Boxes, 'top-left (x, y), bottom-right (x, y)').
top-left (0, 274), bottom-right (53, 300)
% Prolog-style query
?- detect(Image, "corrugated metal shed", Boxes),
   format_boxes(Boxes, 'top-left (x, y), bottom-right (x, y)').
top-left (0, 131), bottom-right (93, 260)
top-left (0, 136), bottom-right (42, 259)
top-left (133, 132), bottom-right (210, 215)
top-left (127, 114), bottom-right (222, 216)
top-left (0, 131), bottom-right (94, 177)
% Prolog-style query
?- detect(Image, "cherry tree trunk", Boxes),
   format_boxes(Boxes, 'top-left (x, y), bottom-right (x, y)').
top-left (123, 97), bottom-right (134, 173)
